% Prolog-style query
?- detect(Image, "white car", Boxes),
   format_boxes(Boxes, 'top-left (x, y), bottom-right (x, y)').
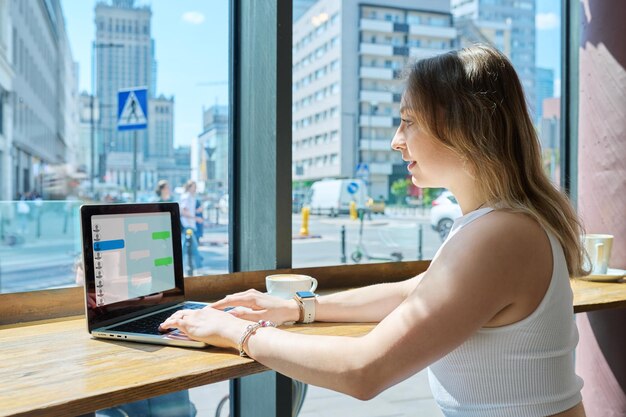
top-left (430, 191), bottom-right (462, 241)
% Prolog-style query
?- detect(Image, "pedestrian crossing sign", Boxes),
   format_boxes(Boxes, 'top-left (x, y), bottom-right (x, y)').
top-left (117, 87), bottom-right (148, 131)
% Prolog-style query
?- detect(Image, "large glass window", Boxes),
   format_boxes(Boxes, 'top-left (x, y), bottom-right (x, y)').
top-left (0, 0), bottom-right (230, 295)
top-left (292, 0), bottom-right (562, 268)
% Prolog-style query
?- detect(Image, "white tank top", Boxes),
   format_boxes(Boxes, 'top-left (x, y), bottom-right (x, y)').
top-left (427, 208), bottom-right (583, 417)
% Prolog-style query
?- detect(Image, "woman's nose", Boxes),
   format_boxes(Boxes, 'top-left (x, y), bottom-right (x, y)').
top-left (390, 128), bottom-right (404, 151)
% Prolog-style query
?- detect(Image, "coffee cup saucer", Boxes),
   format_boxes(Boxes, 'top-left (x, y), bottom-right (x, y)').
top-left (577, 268), bottom-right (626, 282)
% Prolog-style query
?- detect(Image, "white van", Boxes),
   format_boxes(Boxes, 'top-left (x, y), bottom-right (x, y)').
top-left (308, 179), bottom-right (367, 216)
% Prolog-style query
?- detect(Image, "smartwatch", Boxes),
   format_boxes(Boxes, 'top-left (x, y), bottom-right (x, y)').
top-left (295, 291), bottom-right (317, 324)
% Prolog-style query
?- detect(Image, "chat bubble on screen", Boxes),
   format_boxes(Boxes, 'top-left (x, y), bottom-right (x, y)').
top-left (152, 231), bottom-right (171, 240)
top-left (130, 250), bottom-right (150, 260)
top-left (128, 223), bottom-right (149, 233)
top-left (154, 257), bottom-right (173, 267)
top-left (131, 271), bottom-right (152, 286)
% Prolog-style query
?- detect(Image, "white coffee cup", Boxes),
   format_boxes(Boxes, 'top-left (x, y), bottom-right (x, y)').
top-left (583, 234), bottom-right (614, 275)
top-left (265, 274), bottom-right (318, 299)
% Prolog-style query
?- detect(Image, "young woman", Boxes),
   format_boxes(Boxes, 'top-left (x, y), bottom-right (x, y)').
top-left (161, 45), bottom-right (587, 417)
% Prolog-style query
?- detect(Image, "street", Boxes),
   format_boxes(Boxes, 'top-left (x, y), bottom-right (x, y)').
top-left (0, 208), bottom-right (443, 293)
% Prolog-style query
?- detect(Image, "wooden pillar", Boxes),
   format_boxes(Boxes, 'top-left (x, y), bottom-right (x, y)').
top-left (576, 1), bottom-right (626, 415)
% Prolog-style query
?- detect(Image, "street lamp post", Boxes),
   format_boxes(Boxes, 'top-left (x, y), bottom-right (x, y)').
top-left (90, 42), bottom-right (124, 196)
top-left (340, 112), bottom-right (360, 177)
top-left (368, 102), bottom-right (378, 197)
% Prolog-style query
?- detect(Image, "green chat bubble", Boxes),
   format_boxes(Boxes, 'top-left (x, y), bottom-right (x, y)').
top-left (152, 231), bottom-right (171, 240)
top-left (154, 257), bottom-right (173, 267)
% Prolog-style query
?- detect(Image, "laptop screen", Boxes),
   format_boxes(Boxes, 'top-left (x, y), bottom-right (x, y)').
top-left (91, 212), bottom-right (176, 307)
top-left (81, 203), bottom-right (185, 331)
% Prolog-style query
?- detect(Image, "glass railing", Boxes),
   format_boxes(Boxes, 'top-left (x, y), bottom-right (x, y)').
top-left (0, 200), bottom-right (83, 293)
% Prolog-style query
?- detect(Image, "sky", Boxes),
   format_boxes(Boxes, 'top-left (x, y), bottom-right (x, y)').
top-left (535, 0), bottom-right (562, 96)
top-left (61, 0), bottom-right (561, 147)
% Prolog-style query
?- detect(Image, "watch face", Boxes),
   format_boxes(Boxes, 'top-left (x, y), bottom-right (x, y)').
top-left (296, 291), bottom-right (316, 299)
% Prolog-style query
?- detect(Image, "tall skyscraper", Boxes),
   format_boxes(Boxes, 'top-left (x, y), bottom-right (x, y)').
top-left (195, 105), bottom-right (228, 195)
top-left (94, 0), bottom-right (152, 188)
top-left (94, 0), bottom-right (175, 192)
top-left (535, 67), bottom-right (554, 124)
top-left (292, 0), bottom-right (456, 199)
top-left (451, 0), bottom-right (536, 118)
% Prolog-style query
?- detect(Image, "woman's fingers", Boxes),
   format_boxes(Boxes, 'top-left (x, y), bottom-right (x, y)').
top-left (228, 308), bottom-right (268, 322)
top-left (159, 309), bottom-right (194, 331)
top-left (159, 317), bottom-right (186, 332)
top-left (211, 290), bottom-right (264, 310)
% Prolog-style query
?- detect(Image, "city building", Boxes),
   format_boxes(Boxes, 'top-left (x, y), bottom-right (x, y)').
top-left (292, 0), bottom-right (456, 199)
top-left (194, 105), bottom-right (228, 196)
top-left (451, 0), bottom-right (536, 118)
top-left (535, 66), bottom-right (554, 124)
top-left (8, 0), bottom-right (78, 199)
top-left (540, 97), bottom-right (559, 184)
top-left (294, 0), bottom-right (318, 22)
top-left (0, 0), bottom-right (14, 201)
top-left (78, 92), bottom-right (96, 176)
top-left (94, 0), bottom-right (175, 193)
top-left (147, 95), bottom-right (174, 159)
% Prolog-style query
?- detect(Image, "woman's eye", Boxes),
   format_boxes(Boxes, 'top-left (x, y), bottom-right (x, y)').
top-left (401, 118), bottom-right (412, 126)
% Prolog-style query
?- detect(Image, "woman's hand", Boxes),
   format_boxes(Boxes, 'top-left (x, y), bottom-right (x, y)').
top-left (159, 307), bottom-right (248, 349)
top-left (211, 289), bottom-right (300, 325)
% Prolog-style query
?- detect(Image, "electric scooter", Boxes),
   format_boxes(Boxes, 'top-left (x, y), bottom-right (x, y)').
top-left (350, 210), bottom-right (403, 263)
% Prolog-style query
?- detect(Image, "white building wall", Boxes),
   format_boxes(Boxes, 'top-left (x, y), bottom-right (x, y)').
top-left (0, 0), bottom-right (14, 200)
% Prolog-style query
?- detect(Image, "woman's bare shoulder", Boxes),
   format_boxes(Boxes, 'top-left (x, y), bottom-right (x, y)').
top-left (429, 209), bottom-right (552, 301)
top-left (445, 209), bottom-right (549, 260)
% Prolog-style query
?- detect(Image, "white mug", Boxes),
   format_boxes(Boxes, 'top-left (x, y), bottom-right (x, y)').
top-left (583, 234), bottom-right (614, 275)
top-left (265, 274), bottom-right (318, 299)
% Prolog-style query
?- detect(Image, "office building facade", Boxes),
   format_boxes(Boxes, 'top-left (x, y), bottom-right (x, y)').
top-left (0, 0), bottom-right (13, 200)
top-left (293, 0), bottom-right (456, 199)
top-left (7, 0), bottom-right (77, 199)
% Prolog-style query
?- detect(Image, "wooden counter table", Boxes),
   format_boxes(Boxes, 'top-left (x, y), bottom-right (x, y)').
top-left (0, 277), bottom-right (624, 417)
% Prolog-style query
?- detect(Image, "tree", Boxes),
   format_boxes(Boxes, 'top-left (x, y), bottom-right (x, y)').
top-left (390, 178), bottom-right (410, 205)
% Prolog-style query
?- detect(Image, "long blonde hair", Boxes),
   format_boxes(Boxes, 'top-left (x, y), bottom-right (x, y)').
top-left (403, 45), bottom-right (587, 277)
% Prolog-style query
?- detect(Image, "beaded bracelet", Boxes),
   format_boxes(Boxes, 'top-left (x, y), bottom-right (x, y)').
top-left (238, 320), bottom-right (276, 357)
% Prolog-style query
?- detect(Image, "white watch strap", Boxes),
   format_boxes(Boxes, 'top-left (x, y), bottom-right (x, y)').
top-left (301, 296), bottom-right (316, 324)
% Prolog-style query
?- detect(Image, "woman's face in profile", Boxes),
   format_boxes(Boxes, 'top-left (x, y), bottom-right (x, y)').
top-left (391, 109), bottom-right (461, 189)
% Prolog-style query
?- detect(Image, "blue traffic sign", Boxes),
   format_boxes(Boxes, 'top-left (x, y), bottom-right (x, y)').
top-left (355, 162), bottom-right (369, 180)
top-left (117, 87), bottom-right (148, 131)
top-left (347, 181), bottom-right (359, 194)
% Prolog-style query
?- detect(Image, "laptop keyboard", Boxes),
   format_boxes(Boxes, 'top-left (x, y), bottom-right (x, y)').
top-left (107, 302), bottom-right (206, 335)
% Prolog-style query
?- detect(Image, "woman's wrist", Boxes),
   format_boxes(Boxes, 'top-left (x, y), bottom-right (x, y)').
top-left (223, 320), bottom-right (250, 350)
top-left (284, 299), bottom-right (301, 323)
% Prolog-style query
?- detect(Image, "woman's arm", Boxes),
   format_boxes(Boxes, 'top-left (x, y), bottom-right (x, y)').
top-left (212, 273), bottom-right (425, 324)
top-left (314, 273), bottom-right (425, 322)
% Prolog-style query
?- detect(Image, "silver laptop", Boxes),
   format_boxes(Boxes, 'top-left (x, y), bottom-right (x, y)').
top-left (80, 202), bottom-right (208, 348)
